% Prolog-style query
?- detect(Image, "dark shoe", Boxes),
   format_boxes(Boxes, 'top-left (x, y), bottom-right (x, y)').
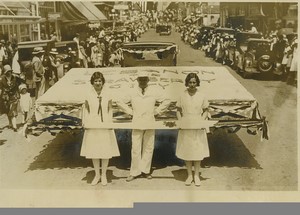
top-left (126, 175), bottom-right (136, 182)
top-left (13, 128), bottom-right (18, 132)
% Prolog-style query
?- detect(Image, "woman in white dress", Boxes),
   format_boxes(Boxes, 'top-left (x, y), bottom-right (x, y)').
top-left (80, 72), bottom-right (120, 186)
top-left (176, 73), bottom-right (210, 186)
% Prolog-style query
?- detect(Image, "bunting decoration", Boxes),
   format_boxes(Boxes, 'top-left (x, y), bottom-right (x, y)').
top-left (27, 66), bottom-right (268, 139)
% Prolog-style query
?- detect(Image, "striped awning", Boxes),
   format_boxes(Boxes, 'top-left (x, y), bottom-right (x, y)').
top-left (60, 1), bottom-right (107, 25)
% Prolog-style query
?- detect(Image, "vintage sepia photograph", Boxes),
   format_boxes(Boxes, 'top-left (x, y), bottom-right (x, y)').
top-left (0, 0), bottom-right (298, 207)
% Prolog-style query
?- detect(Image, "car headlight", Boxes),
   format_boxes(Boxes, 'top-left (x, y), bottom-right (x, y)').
top-left (245, 57), bottom-right (253, 67)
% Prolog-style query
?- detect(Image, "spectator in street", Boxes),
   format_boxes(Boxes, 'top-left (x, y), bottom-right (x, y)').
top-left (6, 41), bottom-right (14, 66)
top-left (11, 33), bottom-right (18, 51)
top-left (32, 47), bottom-right (46, 99)
top-left (116, 71), bottom-right (171, 182)
top-left (0, 65), bottom-right (20, 132)
top-left (273, 34), bottom-right (286, 76)
top-left (281, 37), bottom-right (292, 81)
top-left (0, 41), bottom-right (8, 70)
top-left (176, 73), bottom-right (210, 186)
top-left (50, 32), bottom-right (59, 42)
top-left (80, 71), bottom-right (120, 186)
top-left (12, 49), bottom-right (21, 75)
top-left (79, 41), bottom-right (88, 68)
top-left (98, 27), bottom-right (106, 43)
top-left (18, 84), bottom-right (32, 124)
top-left (249, 22), bottom-right (258, 33)
top-left (48, 48), bottom-right (60, 84)
top-left (90, 41), bottom-right (102, 68)
top-left (287, 38), bottom-right (298, 86)
top-left (73, 33), bottom-right (83, 64)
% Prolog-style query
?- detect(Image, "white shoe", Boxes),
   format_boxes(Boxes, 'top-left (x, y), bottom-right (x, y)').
top-left (101, 175), bottom-right (107, 186)
top-left (194, 176), bottom-right (201, 187)
top-left (185, 176), bottom-right (193, 186)
top-left (91, 175), bottom-right (100, 186)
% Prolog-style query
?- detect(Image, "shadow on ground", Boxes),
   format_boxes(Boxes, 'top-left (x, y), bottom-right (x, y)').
top-left (202, 129), bottom-right (261, 169)
top-left (81, 169), bottom-right (123, 185)
top-left (27, 128), bottom-right (261, 171)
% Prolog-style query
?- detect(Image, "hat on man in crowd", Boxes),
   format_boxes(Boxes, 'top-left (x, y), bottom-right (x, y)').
top-left (49, 48), bottom-right (58, 55)
top-left (137, 70), bottom-right (150, 78)
top-left (19, 84), bottom-right (27, 91)
top-left (3, 65), bottom-right (13, 74)
top-left (32, 47), bottom-right (45, 55)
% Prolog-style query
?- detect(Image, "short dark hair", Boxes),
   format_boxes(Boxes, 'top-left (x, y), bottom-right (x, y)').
top-left (90, 71), bottom-right (105, 85)
top-left (185, 72), bottom-right (200, 87)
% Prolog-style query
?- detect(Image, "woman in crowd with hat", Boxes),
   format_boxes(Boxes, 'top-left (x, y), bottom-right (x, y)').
top-left (0, 65), bottom-right (20, 131)
top-left (176, 72), bottom-right (210, 187)
top-left (32, 46), bottom-right (45, 99)
top-left (80, 71), bottom-right (120, 186)
top-left (48, 48), bottom-right (60, 84)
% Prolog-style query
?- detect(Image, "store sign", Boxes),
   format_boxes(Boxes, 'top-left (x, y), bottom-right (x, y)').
top-left (48, 13), bottom-right (61, 21)
top-left (114, 4), bottom-right (129, 10)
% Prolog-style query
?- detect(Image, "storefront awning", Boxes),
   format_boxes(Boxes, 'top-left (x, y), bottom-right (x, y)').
top-left (71, 1), bottom-right (107, 21)
top-left (60, 1), bottom-right (107, 25)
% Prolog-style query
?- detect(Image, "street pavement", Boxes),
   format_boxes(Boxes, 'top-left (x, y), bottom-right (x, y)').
top-left (0, 28), bottom-right (297, 206)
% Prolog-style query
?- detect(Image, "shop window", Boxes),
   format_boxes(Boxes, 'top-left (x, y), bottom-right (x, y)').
top-left (20, 24), bottom-right (30, 41)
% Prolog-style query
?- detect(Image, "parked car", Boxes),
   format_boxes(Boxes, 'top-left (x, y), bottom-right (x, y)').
top-left (214, 27), bottom-right (235, 36)
top-left (229, 32), bottom-right (263, 68)
top-left (121, 42), bottom-right (178, 67)
top-left (236, 38), bottom-right (273, 78)
top-left (54, 41), bottom-right (80, 73)
top-left (156, 24), bottom-right (162, 33)
top-left (17, 40), bottom-right (52, 72)
top-left (159, 25), bottom-right (172, 36)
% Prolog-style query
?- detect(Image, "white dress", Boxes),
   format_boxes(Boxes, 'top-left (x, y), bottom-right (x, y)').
top-left (80, 85), bottom-right (120, 159)
top-left (19, 92), bottom-right (32, 113)
top-left (290, 47), bottom-right (298, 72)
top-left (176, 89), bottom-right (210, 161)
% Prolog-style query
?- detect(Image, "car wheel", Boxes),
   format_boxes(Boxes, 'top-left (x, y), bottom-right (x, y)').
top-left (258, 57), bottom-right (273, 73)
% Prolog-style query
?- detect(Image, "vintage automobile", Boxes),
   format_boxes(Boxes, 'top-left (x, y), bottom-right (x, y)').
top-left (120, 42), bottom-right (178, 67)
top-left (229, 32), bottom-right (263, 68)
top-left (214, 27), bottom-right (235, 37)
top-left (17, 40), bottom-right (79, 75)
top-left (159, 25), bottom-right (172, 36)
top-left (197, 26), bottom-right (215, 47)
top-left (54, 40), bottom-right (80, 73)
top-left (17, 40), bottom-right (52, 73)
top-left (236, 38), bottom-right (273, 78)
top-left (155, 24), bottom-right (162, 33)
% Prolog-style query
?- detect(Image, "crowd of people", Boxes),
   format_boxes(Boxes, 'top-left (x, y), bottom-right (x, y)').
top-left (78, 21), bottom-right (149, 68)
top-left (179, 22), bottom-right (298, 85)
top-left (0, 19), bottom-right (150, 134)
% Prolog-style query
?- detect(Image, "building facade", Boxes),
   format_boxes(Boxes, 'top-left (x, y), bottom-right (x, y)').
top-left (0, 2), bottom-right (41, 42)
top-left (220, 2), bottom-right (298, 34)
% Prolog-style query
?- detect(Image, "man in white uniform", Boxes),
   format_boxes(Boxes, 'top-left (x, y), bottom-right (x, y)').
top-left (117, 71), bottom-right (171, 181)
